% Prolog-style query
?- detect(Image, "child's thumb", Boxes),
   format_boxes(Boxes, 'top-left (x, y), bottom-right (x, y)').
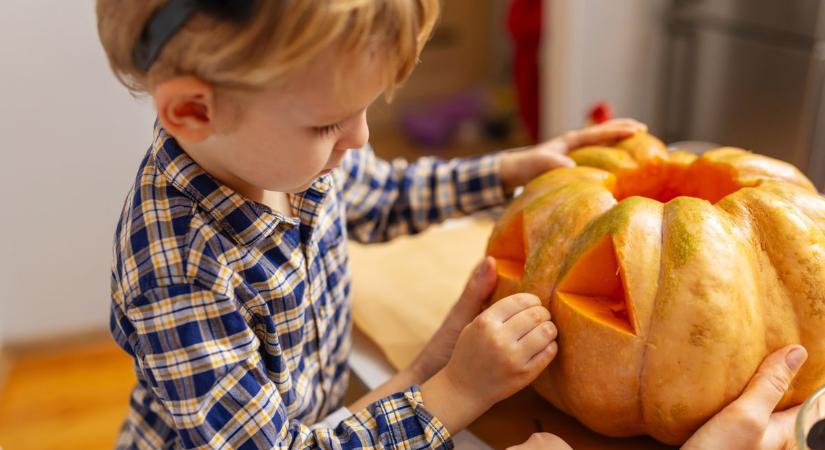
top-left (458, 257), bottom-right (497, 311)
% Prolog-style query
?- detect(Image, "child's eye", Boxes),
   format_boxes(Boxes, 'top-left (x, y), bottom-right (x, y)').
top-left (314, 122), bottom-right (344, 137)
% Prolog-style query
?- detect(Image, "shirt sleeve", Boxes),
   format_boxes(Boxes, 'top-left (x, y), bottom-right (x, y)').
top-left (338, 145), bottom-right (507, 243)
top-left (115, 284), bottom-right (454, 449)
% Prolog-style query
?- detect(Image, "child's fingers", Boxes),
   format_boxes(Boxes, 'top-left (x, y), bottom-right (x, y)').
top-left (564, 119), bottom-right (647, 149)
top-left (504, 305), bottom-right (552, 340)
top-left (533, 138), bottom-right (567, 155)
top-left (525, 341), bottom-right (559, 374)
top-left (541, 152), bottom-right (575, 169)
top-left (516, 321), bottom-right (557, 362)
top-left (603, 118), bottom-right (648, 131)
top-left (563, 127), bottom-right (629, 149)
top-left (479, 293), bottom-right (541, 324)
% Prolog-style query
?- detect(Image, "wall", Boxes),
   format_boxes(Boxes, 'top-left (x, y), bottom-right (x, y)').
top-left (368, 0), bottom-right (503, 135)
top-left (0, 0), bottom-right (155, 343)
top-left (542, 0), bottom-right (670, 138)
top-left (0, 0), bottom-right (513, 342)
top-left (0, 0), bottom-right (685, 342)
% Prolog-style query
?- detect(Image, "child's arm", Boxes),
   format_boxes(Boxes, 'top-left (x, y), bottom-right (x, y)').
top-left (345, 291), bottom-right (557, 437)
top-left (113, 284), bottom-right (455, 449)
top-left (341, 119), bottom-right (646, 243)
top-left (339, 144), bottom-right (507, 243)
top-left (347, 258), bottom-right (501, 413)
top-left (348, 257), bottom-right (558, 435)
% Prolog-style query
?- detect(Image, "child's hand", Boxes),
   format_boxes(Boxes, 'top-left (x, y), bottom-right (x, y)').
top-left (409, 257), bottom-right (498, 382)
top-left (500, 118), bottom-right (647, 194)
top-left (421, 291), bottom-right (558, 434)
top-left (507, 433), bottom-right (573, 450)
top-left (444, 292), bottom-right (558, 406)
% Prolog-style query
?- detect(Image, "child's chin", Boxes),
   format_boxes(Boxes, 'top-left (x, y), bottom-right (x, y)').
top-left (291, 178), bottom-right (321, 193)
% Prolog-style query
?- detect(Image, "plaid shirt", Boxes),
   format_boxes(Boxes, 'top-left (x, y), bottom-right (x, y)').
top-left (110, 125), bottom-right (505, 449)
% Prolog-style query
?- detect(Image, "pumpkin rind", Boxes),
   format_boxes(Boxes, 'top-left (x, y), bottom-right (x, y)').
top-left (487, 133), bottom-right (825, 445)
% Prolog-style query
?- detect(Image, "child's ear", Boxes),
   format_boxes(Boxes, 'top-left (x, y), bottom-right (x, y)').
top-left (154, 77), bottom-right (216, 144)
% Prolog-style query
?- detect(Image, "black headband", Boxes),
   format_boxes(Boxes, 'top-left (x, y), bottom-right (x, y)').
top-left (132, 0), bottom-right (255, 72)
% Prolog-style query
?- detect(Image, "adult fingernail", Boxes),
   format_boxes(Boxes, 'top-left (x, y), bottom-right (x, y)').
top-left (786, 346), bottom-right (807, 370)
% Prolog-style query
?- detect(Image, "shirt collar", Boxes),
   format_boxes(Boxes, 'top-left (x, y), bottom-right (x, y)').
top-left (151, 123), bottom-right (332, 247)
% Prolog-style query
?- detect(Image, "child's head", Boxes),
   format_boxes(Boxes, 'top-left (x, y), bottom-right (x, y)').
top-left (97, 0), bottom-right (439, 195)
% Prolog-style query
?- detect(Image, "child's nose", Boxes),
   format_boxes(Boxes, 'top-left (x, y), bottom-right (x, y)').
top-left (337, 112), bottom-right (370, 150)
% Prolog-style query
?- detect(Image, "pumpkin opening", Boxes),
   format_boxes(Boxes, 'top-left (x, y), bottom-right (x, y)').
top-left (612, 159), bottom-right (743, 204)
top-left (556, 236), bottom-right (635, 335)
top-left (491, 258), bottom-right (525, 301)
top-left (487, 211), bottom-right (525, 262)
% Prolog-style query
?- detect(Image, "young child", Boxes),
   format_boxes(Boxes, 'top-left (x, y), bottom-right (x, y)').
top-left (97, 1), bottom-right (644, 448)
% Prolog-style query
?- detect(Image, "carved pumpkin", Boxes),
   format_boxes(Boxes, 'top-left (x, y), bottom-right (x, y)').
top-left (487, 133), bottom-right (825, 445)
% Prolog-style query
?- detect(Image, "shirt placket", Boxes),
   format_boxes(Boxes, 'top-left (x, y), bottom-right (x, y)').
top-left (290, 179), bottom-right (335, 416)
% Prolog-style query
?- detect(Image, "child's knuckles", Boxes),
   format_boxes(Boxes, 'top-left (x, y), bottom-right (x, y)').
top-left (540, 323), bottom-right (557, 342)
top-left (473, 313), bottom-right (496, 331)
top-left (490, 335), bottom-right (512, 356)
top-left (534, 305), bottom-right (551, 319)
top-left (546, 342), bottom-right (559, 358)
top-left (516, 293), bottom-right (541, 308)
top-left (505, 349), bottom-right (528, 370)
top-left (527, 308), bottom-right (547, 326)
top-left (515, 362), bottom-right (534, 378)
top-left (545, 322), bottom-right (558, 340)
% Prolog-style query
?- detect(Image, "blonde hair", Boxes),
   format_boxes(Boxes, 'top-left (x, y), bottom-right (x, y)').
top-left (96, 0), bottom-right (440, 96)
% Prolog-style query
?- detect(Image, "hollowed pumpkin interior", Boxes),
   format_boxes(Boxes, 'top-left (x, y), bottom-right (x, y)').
top-left (556, 236), bottom-right (634, 335)
top-left (612, 159), bottom-right (743, 204)
top-left (489, 158), bottom-right (746, 329)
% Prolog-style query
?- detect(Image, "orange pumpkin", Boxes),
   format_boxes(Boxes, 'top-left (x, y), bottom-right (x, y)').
top-left (486, 133), bottom-right (825, 445)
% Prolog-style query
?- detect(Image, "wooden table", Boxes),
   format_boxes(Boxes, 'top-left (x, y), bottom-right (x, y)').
top-left (349, 218), bottom-right (675, 450)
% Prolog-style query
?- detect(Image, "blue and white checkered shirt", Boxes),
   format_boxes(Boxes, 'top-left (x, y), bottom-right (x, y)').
top-left (110, 124), bottom-right (505, 449)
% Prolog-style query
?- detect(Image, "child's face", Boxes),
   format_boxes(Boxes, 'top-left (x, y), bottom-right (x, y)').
top-left (209, 46), bottom-right (386, 195)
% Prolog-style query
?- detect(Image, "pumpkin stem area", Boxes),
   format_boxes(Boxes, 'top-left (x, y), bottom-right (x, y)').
top-left (556, 236), bottom-right (635, 335)
top-left (611, 159), bottom-right (743, 204)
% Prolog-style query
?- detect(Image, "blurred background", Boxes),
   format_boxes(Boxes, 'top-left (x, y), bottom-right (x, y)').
top-left (1, 0), bottom-right (824, 448)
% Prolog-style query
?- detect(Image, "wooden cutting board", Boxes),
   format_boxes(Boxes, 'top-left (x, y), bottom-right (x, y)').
top-left (349, 218), bottom-right (675, 449)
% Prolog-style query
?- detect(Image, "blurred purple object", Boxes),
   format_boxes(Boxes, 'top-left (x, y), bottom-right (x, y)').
top-left (400, 90), bottom-right (484, 147)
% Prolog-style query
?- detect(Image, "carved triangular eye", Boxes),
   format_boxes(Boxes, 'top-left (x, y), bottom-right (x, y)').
top-left (491, 258), bottom-right (524, 302)
top-left (555, 236), bottom-right (635, 335)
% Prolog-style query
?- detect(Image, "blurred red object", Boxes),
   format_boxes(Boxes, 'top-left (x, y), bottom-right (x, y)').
top-left (588, 102), bottom-right (613, 125)
top-left (508, 0), bottom-right (542, 143)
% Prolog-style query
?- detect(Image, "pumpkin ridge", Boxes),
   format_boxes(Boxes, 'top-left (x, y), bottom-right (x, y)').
top-left (486, 133), bottom-right (825, 444)
top-left (721, 188), bottom-right (825, 405)
top-left (637, 198), bottom-right (670, 435)
top-left (522, 187), bottom-right (617, 302)
top-left (642, 197), bottom-right (764, 444)
top-left (524, 182), bottom-right (616, 261)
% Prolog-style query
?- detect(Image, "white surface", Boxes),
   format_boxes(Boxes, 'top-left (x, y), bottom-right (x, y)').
top-left (542, 0), bottom-right (669, 138)
top-left (350, 328), bottom-right (494, 449)
top-left (0, 0), bottom-right (155, 342)
top-left (349, 328), bottom-right (397, 391)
